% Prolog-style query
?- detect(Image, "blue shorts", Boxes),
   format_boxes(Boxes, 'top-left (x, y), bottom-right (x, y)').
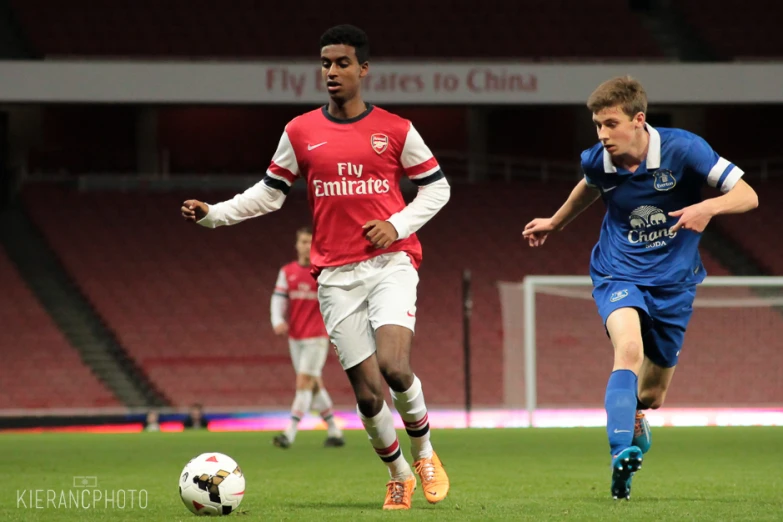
top-left (592, 280), bottom-right (697, 368)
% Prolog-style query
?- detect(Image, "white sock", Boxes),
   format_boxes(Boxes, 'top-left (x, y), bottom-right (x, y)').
top-left (358, 401), bottom-right (412, 480)
top-left (312, 389), bottom-right (342, 438)
top-left (284, 389), bottom-right (313, 443)
top-left (391, 375), bottom-right (433, 461)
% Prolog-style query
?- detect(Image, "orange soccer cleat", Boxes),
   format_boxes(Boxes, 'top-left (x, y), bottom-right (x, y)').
top-left (413, 452), bottom-right (450, 504)
top-left (382, 475), bottom-right (416, 510)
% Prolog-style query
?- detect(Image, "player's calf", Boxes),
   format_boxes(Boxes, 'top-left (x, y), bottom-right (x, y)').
top-left (389, 375), bottom-right (450, 503)
top-left (359, 402), bottom-right (416, 508)
top-left (312, 388), bottom-right (344, 445)
top-left (634, 379), bottom-right (670, 455)
top-left (637, 388), bottom-right (667, 410)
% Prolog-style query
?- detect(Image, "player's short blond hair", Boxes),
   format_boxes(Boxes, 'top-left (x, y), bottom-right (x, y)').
top-left (587, 76), bottom-right (647, 119)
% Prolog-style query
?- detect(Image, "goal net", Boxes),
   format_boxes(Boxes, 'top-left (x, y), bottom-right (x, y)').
top-left (499, 276), bottom-right (783, 424)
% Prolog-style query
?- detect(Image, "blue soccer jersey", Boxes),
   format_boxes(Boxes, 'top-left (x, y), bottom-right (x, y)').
top-left (582, 124), bottom-right (744, 287)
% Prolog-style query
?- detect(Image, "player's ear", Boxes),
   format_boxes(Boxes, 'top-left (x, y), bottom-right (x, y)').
top-left (359, 61), bottom-right (369, 78)
top-left (634, 112), bottom-right (646, 127)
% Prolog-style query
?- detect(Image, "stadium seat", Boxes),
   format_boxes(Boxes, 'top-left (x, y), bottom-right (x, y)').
top-left (9, 0), bottom-right (663, 60)
top-left (21, 181), bottom-right (781, 409)
top-left (0, 248), bottom-right (120, 409)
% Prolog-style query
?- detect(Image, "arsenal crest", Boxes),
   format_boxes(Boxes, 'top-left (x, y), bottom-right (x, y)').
top-left (371, 133), bottom-right (388, 154)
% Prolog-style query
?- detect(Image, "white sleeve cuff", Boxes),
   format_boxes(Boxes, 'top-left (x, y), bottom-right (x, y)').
top-left (386, 214), bottom-right (411, 241)
top-left (196, 204), bottom-right (219, 228)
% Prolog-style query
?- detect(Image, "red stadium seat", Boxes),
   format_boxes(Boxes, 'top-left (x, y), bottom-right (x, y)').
top-left (9, 0), bottom-right (663, 60)
top-left (21, 181), bottom-right (781, 409)
top-left (0, 248), bottom-right (120, 409)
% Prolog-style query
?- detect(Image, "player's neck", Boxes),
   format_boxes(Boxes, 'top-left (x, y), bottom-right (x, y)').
top-left (297, 257), bottom-right (310, 267)
top-left (615, 130), bottom-right (650, 172)
top-left (327, 96), bottom-right (367, 120)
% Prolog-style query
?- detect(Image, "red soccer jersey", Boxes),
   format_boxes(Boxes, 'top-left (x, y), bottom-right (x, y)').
top-left (274, 261), bottom-right (327, 340)
top-left (265, 105), bottom-right (443, 275)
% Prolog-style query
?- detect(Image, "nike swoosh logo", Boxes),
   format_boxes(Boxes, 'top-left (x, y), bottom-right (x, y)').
top-left (613, 429), bottom-right (631, 433)
top-left (602, 185), bottom-right (617, 193)
top-left (407, 311), bottom-right (416, 317)
top-left (308, 142), bottom-right (327, 151)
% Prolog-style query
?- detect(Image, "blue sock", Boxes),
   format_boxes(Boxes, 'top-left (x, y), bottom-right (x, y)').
top-left (605, 369), bottom-right (638, 457)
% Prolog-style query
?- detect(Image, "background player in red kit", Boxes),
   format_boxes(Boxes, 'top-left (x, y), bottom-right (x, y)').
top-left (181, 24), bottom-right (451, 510)
top-left (270, 225), bottom-right (345, 449)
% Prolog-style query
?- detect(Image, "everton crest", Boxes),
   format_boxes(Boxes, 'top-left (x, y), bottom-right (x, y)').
top-left (653, 169), bottom-right (676, 191)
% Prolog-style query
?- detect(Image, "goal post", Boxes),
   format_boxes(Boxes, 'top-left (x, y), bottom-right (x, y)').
top-left (500, 275), bottom-right (783, 426)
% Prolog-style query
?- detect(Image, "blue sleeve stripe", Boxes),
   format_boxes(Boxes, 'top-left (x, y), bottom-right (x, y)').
top-left (716, 163), bottom-right (736, 189)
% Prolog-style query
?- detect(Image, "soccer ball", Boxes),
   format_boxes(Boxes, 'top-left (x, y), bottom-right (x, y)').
top-left (179, 452), bottom-right (245, 516)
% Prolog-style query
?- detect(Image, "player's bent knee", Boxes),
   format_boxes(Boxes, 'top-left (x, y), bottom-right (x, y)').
top-left (296, 374), bottom-right (317, 390)
top-left (312, 378), bottom-right (323, 394)
top-left (638, 388), bottom-right (666, 409)
top-left (356, 392), bottom-right (385, 418)
top-left (380, 364), bottom-right (413, 393)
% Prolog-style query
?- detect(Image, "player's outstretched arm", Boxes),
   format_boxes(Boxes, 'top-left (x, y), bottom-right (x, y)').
top-left (181, 179), bottom-right (287, 228)
top-left (182, 130), bottom-right (298, 228)
top-left (523, 179), bottom-right (601, 247)
top-left (669, 178), bottom-right (758, 233)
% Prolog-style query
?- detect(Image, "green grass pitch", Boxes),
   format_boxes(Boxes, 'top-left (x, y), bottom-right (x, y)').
top-left (1, 427), bottom-right (781, 520)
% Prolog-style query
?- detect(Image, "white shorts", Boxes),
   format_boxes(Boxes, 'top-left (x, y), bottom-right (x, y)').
top-left (288, 337), bottom-right (330, 377)
top-left (317, 251), bottom-right (418, 370)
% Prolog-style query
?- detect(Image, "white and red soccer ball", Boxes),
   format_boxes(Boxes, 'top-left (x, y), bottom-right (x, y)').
top-left (179, 452), bottom-right (245, 516)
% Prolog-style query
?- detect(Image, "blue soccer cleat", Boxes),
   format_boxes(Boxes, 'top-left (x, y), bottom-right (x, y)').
top-left (611, 446), bottom-right (643, 500)
top-left (632, 411), bottom-right (652, 454)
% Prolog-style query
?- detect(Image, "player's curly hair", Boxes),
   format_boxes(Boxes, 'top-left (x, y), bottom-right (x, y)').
top-left (587, 76), bottom-right (647, 119)
top-left (320, 24), bottom-right (370, 64)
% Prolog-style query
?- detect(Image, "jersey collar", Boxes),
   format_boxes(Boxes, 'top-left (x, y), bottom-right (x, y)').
top-left (603, 123), bottom-right (661, 173)
top-left (321, 103), bottom-right (374, 124)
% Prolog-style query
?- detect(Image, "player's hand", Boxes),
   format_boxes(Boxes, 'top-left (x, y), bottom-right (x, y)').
top-left (362, 220), bottom-right (398, 249)
top-left (181, 200), bottom-right (209, 223)
top-left (273, 323), bottom-right (289, 336)
top-left (522, 218), bottom-right (557, 247)
top-left (669, 203), bottom-right (714, 233)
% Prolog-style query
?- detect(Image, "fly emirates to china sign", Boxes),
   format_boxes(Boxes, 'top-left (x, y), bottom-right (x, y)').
top-left (1, 61), bottom-right (782, 103)
top-left (265, 64), bottom-right (537, 99)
